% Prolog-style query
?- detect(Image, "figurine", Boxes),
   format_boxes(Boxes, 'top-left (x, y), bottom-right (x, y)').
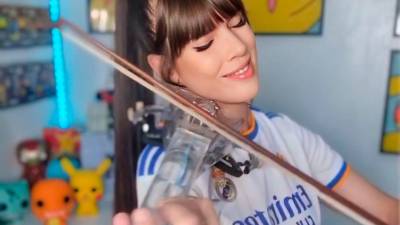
top-left (46, 157), bottom-right (80, 180)
top-left (43, 128), bottom-right (80, 158)
top-left (60, 157), bottom-right (111, 216)
top-left (30, 179), bottom-right (75, 225)
top-left (16, 139), bottom-right (49, 188)
top-left (96, 89), bottom-right (114, 131)
top-left (0, 180), bottom-right (29, 224)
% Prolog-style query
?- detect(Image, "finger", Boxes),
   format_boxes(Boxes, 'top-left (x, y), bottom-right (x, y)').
top-left (158, 198), bottom-right (207, 225)
top-left (131, 208), bottom-right (160, 225)
top-left (113, 212), bottom-right (131, 225)
top-left (197, 199), bottom-right (219, 225)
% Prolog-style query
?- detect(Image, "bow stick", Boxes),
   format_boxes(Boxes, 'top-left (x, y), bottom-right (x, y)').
top-left (57, 19), bottom-right (386, 225)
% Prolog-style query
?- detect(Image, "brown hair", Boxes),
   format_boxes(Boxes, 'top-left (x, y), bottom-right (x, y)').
top-left (149, 0), bottom-right (248, 82)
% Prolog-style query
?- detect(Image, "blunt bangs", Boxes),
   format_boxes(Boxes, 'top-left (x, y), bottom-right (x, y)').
top-left (152, 0), bottom-right (248, 81)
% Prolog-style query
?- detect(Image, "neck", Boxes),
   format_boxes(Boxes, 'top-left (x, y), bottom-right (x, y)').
top-left (216, 102), bottom-right (251, 132)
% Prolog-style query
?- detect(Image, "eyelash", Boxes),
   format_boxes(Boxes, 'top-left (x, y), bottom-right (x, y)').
top-left (194, 40), bottom-right (214, 52)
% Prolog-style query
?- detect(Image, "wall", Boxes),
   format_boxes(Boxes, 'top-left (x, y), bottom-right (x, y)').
top-left (0, 0), bottom-right (54, 179)
top-left (253, 0), bottom-right (399, 224)
top-left (60, 0), bottom-right (114, 126)
top-left (0, 0), bottom-right (114, 179)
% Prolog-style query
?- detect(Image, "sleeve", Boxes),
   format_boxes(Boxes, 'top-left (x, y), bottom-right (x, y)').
top-left (136, 144), bottom-right (165, 206)
top-left (281, 115), bottom-right (351, 190)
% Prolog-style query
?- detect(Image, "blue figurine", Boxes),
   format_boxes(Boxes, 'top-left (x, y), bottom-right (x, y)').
top-left (46, 157), bottom-right (80, 180)
top-left (0, 180), bottom-right (30, 224)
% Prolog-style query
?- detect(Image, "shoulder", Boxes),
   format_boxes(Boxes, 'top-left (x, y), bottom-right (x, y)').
top-left (137, 144), bottom-right (165, 177)
top-left (251, 106), bottom-right (293, 129)
top-left (250, 107), bottom-right (310, 142)
top-left (251, 106), bottom-right (283, 120)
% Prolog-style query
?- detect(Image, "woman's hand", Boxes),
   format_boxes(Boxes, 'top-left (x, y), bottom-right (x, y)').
top-left (112, 198), bottom-right (220, 225)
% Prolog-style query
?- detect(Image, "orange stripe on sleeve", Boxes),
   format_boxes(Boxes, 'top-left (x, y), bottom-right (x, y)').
top-left (241, 112), bottom-right (255, 136)
top-left (333, 165), bottom-right (352, 191)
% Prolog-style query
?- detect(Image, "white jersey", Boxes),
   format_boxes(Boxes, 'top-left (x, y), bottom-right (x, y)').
top-left (137, 110), bottom-right (350, 225)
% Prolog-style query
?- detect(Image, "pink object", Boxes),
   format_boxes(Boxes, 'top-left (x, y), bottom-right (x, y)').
top-left (395, 104), bottom-right (400, 127)
top-left (267, 0), bottom-right (278, 13)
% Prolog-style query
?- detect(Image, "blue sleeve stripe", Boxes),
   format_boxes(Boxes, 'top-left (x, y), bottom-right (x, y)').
top-left (148, 146), bottom-right (164, 175)
top-left (250, 105), bottom-right (262, 112)
top-left (326, 161), bottom-right (347, 189)
top-left (265, 111), bottom-right (280, 119)
top-left (138, 145), bottom-right (152, 176)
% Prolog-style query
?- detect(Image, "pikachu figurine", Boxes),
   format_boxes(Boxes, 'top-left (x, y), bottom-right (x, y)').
top-left (60, 157), bottom-right (112, 216)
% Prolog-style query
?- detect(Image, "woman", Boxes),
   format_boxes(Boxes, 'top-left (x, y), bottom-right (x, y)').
top-left (113, 0), bottom-right (399, 224)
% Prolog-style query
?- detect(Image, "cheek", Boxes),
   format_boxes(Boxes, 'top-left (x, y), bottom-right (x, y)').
top-left (96, 194), bottom-right (103, 200)
top-left (177, 56), bottom-right (223, 91)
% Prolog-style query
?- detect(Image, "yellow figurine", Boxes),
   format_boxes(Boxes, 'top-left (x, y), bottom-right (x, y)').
top-left (242, 0), bottom-right (322, 33)
top-left (60, 157), bottom-right (112, 216)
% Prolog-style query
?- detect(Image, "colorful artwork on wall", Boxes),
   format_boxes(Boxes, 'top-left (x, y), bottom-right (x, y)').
top-left (395, 0), bottom-right (400, 37)
top-left (242, 0), bottom-right (324, 35)
top-left (88, 0), bottom-right (116, 33)
top-left (0, 62), bottom-right (55, 109)
top-left (0, 5), bottom-right (52, 48)
top-left (382, 51), bottom-right (400, 154)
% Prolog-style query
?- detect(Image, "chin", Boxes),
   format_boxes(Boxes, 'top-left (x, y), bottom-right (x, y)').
top-left (218, 87), bottom-right (259, 104)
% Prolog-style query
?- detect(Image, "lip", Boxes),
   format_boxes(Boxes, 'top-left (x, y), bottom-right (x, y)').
top-left (222, 60), bottom-right (254, 80)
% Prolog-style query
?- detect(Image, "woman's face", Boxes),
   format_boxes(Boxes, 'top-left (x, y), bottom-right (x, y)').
top-left (171, 14), bottom-right (259, 104)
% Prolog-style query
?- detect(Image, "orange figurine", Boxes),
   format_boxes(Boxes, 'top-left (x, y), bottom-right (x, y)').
top-left (30, 179), bottom-right (76, 225)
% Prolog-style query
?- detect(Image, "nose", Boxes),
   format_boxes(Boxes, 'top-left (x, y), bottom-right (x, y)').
top-left (221, 27), bottom-right (247, 61)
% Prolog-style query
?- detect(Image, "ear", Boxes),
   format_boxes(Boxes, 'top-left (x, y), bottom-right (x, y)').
top-left (147, 54), bottom-right (163, 77)
top-left (96, 158), bottom-right (112, 176)
top-left (147, 54), bottom-right (181, 84)
top-left (60, 158), bottom-right (76, 176)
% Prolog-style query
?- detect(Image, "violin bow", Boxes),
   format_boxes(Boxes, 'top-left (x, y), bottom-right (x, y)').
top-left (57, 19), bottom-right (387, 225)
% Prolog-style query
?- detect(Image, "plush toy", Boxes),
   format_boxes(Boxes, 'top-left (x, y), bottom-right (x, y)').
top-left (0, 180), bottom-right (29, 224)
top-left (60, 157), bottom-right (111, 216)
top-left (30, 179), bottom-right (75, 225)
top-left (43, 128), bottom-right (80, 158)
top-left (16, 139), bottom-right (49, 188)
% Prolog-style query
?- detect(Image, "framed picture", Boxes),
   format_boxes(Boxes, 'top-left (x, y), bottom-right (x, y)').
top-left (0, 5), bottom-right (52, 48)
top-left (0, 62), bottom-right (55, 109)
top-left (381, 51), bottom-right (400, 154)
top-left (395, 0), bottom-right (400, 37)
top-left (242, 0), bottom-right (324, 35)
top-left (88, 0), bottom-right (116, 33)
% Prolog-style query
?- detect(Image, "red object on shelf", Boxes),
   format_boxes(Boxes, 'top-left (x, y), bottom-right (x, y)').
top-left (43, 128), bottom-right (80, 158)
top-left (16, 139), bottom-right (49, 188)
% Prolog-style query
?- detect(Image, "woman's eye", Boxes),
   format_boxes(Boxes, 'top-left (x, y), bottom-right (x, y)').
top-left (193, 40), bottom-right (214, 52)
top-left (229, 15), bottom-right (246, 28)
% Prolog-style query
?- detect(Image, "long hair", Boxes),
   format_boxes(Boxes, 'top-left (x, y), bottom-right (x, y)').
top-left (114, 0), bottom-right (153, 213)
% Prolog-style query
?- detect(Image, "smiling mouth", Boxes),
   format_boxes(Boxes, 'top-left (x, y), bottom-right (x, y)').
top-left (222, 60), bottom-right (253, 80)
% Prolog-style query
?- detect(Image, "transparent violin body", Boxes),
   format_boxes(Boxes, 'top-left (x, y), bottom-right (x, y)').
top-left (131, 86), bottom-right (238, 208)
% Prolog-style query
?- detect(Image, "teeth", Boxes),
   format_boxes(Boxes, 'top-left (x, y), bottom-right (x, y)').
top-left (234, 65), bottom-right (248, 75)
top-left (223, 64), bottom-right (250, 77)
